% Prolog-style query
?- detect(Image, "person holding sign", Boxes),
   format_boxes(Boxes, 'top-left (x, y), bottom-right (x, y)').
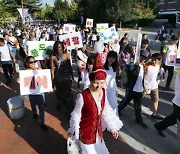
top-left (68, 53), bottom-right (123, 154)
top-left (162, 35), bottom-right (179, 90)
top-left (50, 41), bottom-right (74, 117)
top-left (24, 56), bottom-right (48, 131)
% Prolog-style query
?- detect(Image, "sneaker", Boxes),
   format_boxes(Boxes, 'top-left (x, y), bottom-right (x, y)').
top-left (151, 113), bottom-right (164, 120)
top-left (33, 113), bottom-right (38, 119)
top-left (136, 121), bottom-right (148, 129)
top-left (40, 124), bottom-right (48, 131)
top-left (154, 124), bottom-right (165, 137)
top-left (165, 86), bottom-right (173, 91)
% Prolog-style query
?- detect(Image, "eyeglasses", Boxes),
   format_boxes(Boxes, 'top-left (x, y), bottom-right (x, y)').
top-left (28, 60), bottom-right (37, 64)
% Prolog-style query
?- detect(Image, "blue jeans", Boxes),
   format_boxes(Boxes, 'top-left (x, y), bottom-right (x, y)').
top-left (29, 95), bottom-right (45, 125)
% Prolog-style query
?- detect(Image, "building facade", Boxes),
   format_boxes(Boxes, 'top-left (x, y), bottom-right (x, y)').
top-left (157, 0), bottom-right (180, 25)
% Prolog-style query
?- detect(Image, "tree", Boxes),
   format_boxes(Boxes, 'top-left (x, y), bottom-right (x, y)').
top-left (105, 0), bottom-right (133, 28)
top-left (34, 5), bottom-right (53, 20)
top-left (1, 0), bottom-right (41, 16)
top-left (53, 0), bottom-right (70, 22)
top-left (130, 2), bottom-right (155, 28)
top-left (0, 3), bottom-right (11, 24)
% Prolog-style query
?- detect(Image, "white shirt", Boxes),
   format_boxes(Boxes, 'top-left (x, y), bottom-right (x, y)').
top-left (172, 74), bottom-right (180, 107)
top-left (0, 44), bottom-right (12, 61)
top-left (76, 50), bottom-right (88, 67)
top-left (144, 64), bottom-right (160, 92)
top-left (81, 69), bottom-right (90, 90)
top-left (94, 40), bottom-right (104, 53)
top-left (112, 43), bottom-right (120, 54)
top-left (133, 64), bottom-right (144, 92)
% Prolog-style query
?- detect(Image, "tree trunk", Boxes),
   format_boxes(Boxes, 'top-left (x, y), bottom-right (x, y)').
top-left (119, 19), bottom-right (122, 30)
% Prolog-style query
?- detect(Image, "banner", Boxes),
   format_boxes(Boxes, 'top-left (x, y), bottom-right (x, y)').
top-left (17, 8), bottom-right (29, 24)
top-left (19, 69), bottom-right (52, 95)
top-left (86, 18), bottom-right (93, 28)
top-left (28, 41), bottom-right (54, 60)
top-left (99, 27), bottom-right (119, 43)
top-left (96, 23), bottom-right (109, 32)
top-left (59, 32), bottom-right (83, 50)
top-left (63, 24), bottom-right (76, 34)
top-left (134, 33), bottom-right (142, 63)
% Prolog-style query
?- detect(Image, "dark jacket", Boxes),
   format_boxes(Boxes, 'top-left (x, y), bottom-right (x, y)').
top-left (127, 62), bottom-right (145, 90)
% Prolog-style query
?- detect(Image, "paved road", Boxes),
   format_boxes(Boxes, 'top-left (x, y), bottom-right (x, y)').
top-left (116, 27), bottom-right (180, 153)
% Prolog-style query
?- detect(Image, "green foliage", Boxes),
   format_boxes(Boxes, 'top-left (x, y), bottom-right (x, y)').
top-left (53, 0), bottom-right (70, 21)
top-left (0, 3), bottom-right (11, 23)
top-left (105, 0), bottom-right (133, 22)
top-left (1, 0), bottom-right (41, 16)
top-left (34, 5), bottom-right (53, 20)
top-left (130, 2), bottom-right (155, 21)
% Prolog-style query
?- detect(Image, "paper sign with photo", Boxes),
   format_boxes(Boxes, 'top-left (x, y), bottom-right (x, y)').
top-left (19, 69), bottom-right (52, 95)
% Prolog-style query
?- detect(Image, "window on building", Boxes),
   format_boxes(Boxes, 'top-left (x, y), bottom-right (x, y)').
top-left (168, 0), bottom-right (177, 2)
top-left (157, 0), bottom-right (164, 3)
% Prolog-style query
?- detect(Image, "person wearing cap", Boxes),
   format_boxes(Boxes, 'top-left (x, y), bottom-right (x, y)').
top-left (118, 48), bottom-right (151, 128)
top-left (68, 53), bottom-right (123, 154)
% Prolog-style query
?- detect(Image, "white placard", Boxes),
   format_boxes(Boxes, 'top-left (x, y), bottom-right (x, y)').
top-left (63, 24), bottom-right (76, 34)
top-left (19, 69), bottom-right (52, 95)
top-left (28, 41), bottom-right (54, 60)
top-left (59, 32), bottom-right (83, 50)
top-left (164, 37), bottom-right (180, 68)
top-left (86, 18), bottom-right (93, 28)
top-left (134, 33), bottom-right (142, 63)
top-left (99, 27), bottom-right (119, 43)
top-left (96, 23), bottom-right (109, 32)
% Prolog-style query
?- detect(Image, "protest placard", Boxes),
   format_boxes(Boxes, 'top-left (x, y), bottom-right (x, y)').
top-left (28, 41), bottom-right (54, 60)
top-left (59, 32), bottom-right (83, 50)
top-left (134, 33), bottom-right (142, 63)
top-left (63, 24), bottom-right (76, 34)
top-left (99, 27), bottom-right (119, 43)
top-left (86, 18), bottom-right (93, 28)
top-left (172, 37), bottom-right (180, 68)
top-left (19, 69), bottom-right (52, 95)
top-left (96, 23), bottom-right (109, 32)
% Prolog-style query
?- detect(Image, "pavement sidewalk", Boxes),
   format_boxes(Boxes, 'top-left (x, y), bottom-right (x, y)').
top-left (0, 66), bottom-right (135, 154)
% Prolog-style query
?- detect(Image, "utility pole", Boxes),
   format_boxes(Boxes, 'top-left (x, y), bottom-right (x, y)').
top-left (21, 0), bottom-right (24, 24)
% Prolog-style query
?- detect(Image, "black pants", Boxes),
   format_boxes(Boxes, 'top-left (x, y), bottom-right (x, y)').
top-left (155, 104), bottom-right (180, 131)
top-left (118, 88), bottom-right (143, 122)
top-left (1, 61), bottom-right (13, 81)
top-left (163, 64), bottom-right (174, 88)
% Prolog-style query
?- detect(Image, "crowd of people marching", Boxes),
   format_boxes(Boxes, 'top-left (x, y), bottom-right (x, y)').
top-left (0, 23), bottom-right (180, 153)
